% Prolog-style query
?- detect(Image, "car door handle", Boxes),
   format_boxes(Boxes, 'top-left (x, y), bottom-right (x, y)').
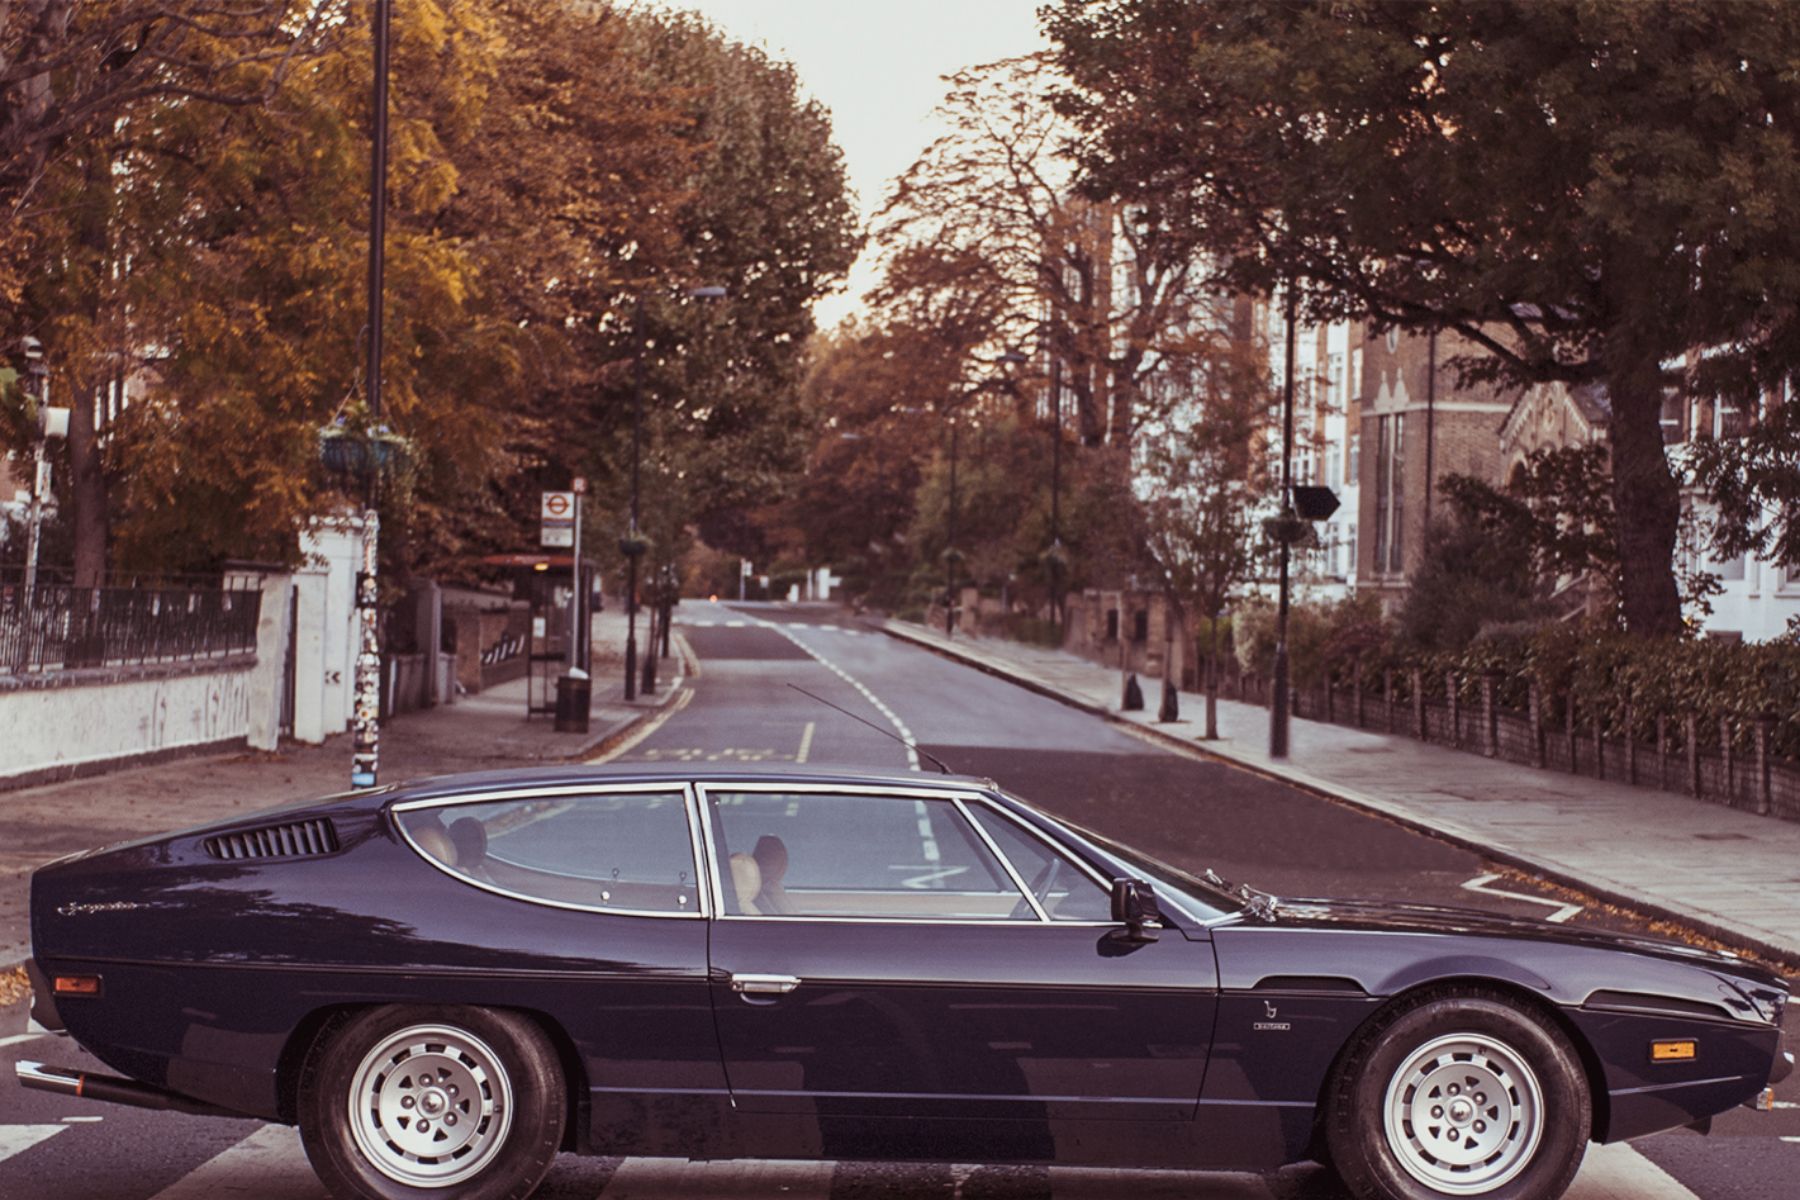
top-left (731, 973), bottom-right (801, 995)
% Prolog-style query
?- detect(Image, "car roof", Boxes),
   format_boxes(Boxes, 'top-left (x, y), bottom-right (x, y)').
top-left (381, 761), bottom-right (998, 804)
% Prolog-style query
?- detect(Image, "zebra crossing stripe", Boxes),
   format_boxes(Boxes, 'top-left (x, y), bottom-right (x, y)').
top-left (149, 1123), bottom-right (323, 1200)
top-left (0, 1124), bottom-right (65, 1166)
top-left (598, 1156), bottom-right (833, 1198)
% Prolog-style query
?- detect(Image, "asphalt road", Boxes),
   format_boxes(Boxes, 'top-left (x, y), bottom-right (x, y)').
top-left (1, 598), bottom-right (1794, 1200)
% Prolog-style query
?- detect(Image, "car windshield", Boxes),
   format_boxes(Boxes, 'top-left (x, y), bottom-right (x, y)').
top-left (994, 790), bottom-right (1244, 922)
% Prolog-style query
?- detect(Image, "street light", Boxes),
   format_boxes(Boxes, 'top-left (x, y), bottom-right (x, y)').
top-left (625, 285), bottom-right (725, 700)
top-left (944, 349), bottom-right (1028, 640)
top-left (1271, 283), bottom-right (1298, 760)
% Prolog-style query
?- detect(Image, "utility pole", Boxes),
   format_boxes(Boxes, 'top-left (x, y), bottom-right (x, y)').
top-left (350, 0), bottom-right (391, 789)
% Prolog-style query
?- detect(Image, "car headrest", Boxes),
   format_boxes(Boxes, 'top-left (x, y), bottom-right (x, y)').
top-left (728, 852), bottom-right (763, 915)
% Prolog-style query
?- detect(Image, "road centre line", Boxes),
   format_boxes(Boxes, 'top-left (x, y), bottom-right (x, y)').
top-left (756, 619), bottom-right (921, 772)
top-left (1461, 872), bottom-right (1584, 923)
top-left (796, 721), bottom-right (815, 764)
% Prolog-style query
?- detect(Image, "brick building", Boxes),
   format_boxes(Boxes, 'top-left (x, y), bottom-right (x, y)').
top-left (1354, 326), bottom-right (1514, 610)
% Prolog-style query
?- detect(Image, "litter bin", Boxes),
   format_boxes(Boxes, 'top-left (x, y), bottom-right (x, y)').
top-left (554, 670), bottom-right (591, 733)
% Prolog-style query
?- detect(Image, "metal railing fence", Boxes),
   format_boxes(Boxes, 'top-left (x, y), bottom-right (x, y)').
top-left (0, 581), bottom-right (262, 676)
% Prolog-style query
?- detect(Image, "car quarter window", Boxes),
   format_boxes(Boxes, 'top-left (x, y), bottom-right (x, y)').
top-left (966, 804), bottom-right (1115, 923)
top-left (706, 790), bottom-right (1034, 921)
top-left (397, 790), bottom-right (700, 915)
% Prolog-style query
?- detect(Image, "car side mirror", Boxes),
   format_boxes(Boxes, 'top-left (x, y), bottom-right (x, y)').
top-left (1110, 877), bottom-right (1163, 943)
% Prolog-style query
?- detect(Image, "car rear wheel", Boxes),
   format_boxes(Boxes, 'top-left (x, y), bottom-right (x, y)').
top-left (298, 1005), bottom-right (564, 1200)
top-left (1325, 989), bottom-right (1590, 1200)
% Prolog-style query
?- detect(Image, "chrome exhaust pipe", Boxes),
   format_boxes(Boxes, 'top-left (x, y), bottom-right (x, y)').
top-left (15, 1061), bottom-right (236, 1117)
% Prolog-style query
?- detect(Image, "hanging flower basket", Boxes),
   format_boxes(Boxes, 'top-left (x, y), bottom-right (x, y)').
top-left (618, 533), bottom-right (651, 558)
top-left (318, 425), bottom-right (410, 480)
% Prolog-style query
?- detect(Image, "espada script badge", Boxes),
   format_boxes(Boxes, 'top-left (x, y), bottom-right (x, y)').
top-left (1254, 1000), bottom-right (1291, 1032)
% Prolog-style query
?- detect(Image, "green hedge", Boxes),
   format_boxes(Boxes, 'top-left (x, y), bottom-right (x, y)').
top-left (1228, 597), bottom-right (1800, 759)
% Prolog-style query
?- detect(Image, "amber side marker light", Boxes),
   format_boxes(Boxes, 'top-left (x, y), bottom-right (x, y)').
top-left (52, 974), bottom-right (102, 998)
top-left (1650, 1039), bottom-right (1697, 1062)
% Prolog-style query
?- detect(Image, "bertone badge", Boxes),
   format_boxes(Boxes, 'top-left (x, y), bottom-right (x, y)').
top-left (1254, 1000), bottom-right (1292, 1032)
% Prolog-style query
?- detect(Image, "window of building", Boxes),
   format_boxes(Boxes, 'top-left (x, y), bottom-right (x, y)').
top-left (1373, 420), bottom-right (1389, 574)
top-left (1372, 415), bottom-right (1405, 575)
top-left (1350, 347), bottom-right (1364, 401)
top-left (1328, 351), bottom-right (1345, 407)
top-left (1348, 432), bottom-right (1360, 483)
top-left (1325, 445), bottom-right (1341, 488)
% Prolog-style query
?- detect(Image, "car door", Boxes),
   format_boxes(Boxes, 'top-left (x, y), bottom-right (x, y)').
top-left (701, 782), bottom-right (1219, 1123)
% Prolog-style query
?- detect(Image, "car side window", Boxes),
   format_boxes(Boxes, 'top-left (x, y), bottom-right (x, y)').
top-left (707, 791), bottom-right (1033, 921)
top-left (967, 804), bottom-right (1114, 922)
top-left (397, 790), bottom-right (699, 914)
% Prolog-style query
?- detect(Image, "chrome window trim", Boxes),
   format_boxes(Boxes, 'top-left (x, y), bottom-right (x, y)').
top-left (952, 797), bottom-right (1047, 922)
top-left (391, 783), bottom-right (709, 920)
top-left (963, 797), bottom-right (1119, 898)
top-left (698, 781), bottom-right (1065, 926)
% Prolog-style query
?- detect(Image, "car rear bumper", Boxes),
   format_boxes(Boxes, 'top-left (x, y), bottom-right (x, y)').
top-left (24, 958), bottom-right (63, 1033)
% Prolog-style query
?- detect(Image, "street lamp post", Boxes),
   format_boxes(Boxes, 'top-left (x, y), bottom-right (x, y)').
top-left (1270, 284), bottom-right (1298, 760)
top-left (624, 285), bottom-right (725, 700)
top-left (1047, 352), bottom-right (1064, 629)
top-left (350, 0), bottom-right (392, 790)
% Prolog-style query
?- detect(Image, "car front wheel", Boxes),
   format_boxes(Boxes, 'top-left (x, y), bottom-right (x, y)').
top-left (298, 1005), bottom-right (565, 1200)
top-left (1325, 989), bottom-right (1590, 1200)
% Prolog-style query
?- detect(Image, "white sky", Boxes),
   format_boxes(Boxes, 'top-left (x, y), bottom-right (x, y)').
top-left (632, 0), bottom-right (1050, 329)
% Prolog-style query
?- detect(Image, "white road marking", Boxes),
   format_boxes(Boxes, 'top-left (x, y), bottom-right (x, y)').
top-left (1461, 872), bottom-right (1584, 923)
top-left (725, 620), bottom-right (747, 627)
top-left (0, 1124), bottom-right (66, 1165)
top-left (757, 618), bottom-right (922, 772)
top-left (149, 1123), bottom-right (323, 1200)
top-left (59, 1115), bottom-right (103, 1123)
top-left (0, 1031), bottom-right (48, 1049)
top-left (588, 687), bottom-right (695, 764)
top-left (796, 720), bottom-right (815, 764)
top-left (599, 1156), bottom-right (833, 1198)
top-left (1562, 1141), bottom-right (1702, 1200)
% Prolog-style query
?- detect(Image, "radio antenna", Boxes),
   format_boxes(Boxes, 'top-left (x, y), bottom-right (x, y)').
top-left (784, 683), bottom-right (953, 775)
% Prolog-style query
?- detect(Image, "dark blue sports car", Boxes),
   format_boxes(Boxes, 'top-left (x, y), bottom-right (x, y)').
top-left (15, 765), bottom-right (1792, 1200)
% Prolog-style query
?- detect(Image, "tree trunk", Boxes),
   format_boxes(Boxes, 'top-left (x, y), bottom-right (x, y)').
top-left (1204, 616), bottom-right (1220, 740)
top-left (69, 147), bottom-right (110, 589)
top-left (68, 379), bottom-right (106, 587)
top-left (1605, 308), bottom-right (1685, 637)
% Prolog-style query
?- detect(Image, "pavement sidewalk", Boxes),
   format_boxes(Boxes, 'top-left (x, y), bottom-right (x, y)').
top-left (0, 606), bottom-right (689, 969)
top-left (879, 618), bottom-right (1800, 970)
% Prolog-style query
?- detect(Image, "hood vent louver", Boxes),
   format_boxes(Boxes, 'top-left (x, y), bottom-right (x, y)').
top-left (204, 818), bottom-right (339, 861)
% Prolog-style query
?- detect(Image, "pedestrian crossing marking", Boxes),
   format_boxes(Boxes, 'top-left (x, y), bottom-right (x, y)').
top-left (0, 1122), bottom-right (1719, 1198)
top-left (149, 1124), bottom-right (324, 1200)
top-left (600, 1156), bottom-right (833, 1198)
top-left (0, 1125), bottom-right (65, 1166)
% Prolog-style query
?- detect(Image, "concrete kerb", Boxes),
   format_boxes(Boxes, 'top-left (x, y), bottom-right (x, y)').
top-left (872, 621), bottom-right (1800, 974)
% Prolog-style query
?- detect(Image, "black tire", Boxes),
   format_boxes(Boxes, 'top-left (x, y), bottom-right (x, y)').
top-left (1324, 988), bottom-right (1590, 1200)
top-left (298, 1005), bottom-right (565, 1200)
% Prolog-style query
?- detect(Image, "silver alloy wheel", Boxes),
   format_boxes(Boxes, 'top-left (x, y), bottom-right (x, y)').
top-left (1382, 1031), bottom-right (1546, 1196)
top-left (347, 1023), bottom-right (514, 1188)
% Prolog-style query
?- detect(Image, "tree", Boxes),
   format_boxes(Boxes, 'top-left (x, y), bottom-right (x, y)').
top-left (1050, 0), bottom-right (1800, 637)
top-left (876, 54), bottom-right (1207, 451)
top-left (1135, 303), bottom-right (1273, 737)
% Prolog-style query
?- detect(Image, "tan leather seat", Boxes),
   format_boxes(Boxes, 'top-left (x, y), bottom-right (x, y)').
top-left (753, 835), bottom-right (794, 915)
top-left (411, 823), bottom-right (457, 867)
top-left (728, 852), bottom-right (763, 915)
